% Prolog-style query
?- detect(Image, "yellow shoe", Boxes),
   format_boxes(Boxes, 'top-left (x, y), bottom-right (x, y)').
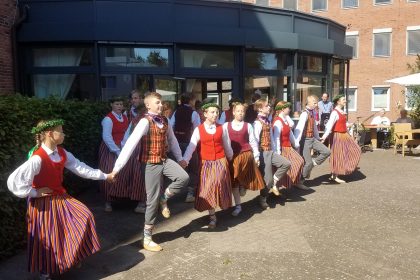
top-left (160, 199), bottom-right (171, 218)
top-left (143, 238), bottom-right (163, 252)
top-left (269, 186), bottom-right (281, 196)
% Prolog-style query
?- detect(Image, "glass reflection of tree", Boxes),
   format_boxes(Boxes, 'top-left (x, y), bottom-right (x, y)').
top-left (147, 51), bottom-right (168, 67)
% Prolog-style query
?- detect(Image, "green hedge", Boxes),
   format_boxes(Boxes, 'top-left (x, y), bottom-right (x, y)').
top-left (0, 95), bottom-right (109, 260)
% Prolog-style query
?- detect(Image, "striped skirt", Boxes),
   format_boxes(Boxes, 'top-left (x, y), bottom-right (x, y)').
top-left (27, 194), bottom-right (100, 275)
top-left (98, 142), bottom-right (131, 201)
top-left (329, 132), bottom-right (361, 175)
top-left (278, 146), bottom-right (304, 189)
top-left (231, 150), bottom-right (264, 191)
top-left (126, 145), bottom-right (146, 202)
top-left (195, 157), bottom-right (232, 212)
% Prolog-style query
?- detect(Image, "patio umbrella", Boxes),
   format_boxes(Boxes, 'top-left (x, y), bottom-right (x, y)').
top-left (385, 73), bottom-right (420, 86)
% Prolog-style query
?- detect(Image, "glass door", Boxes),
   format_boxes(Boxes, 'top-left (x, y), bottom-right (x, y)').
top-left (185, 78), bottom-right (232, 110)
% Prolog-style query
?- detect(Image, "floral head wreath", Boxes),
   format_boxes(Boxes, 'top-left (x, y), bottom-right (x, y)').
top-left (31, 119), bottom-right (65, 134)
top-left (332, 94), bottom-right (345, 104)
top-left (201, 103), bottom-right (220, 111)
top-left (275, 102), bottom-right (291, 111)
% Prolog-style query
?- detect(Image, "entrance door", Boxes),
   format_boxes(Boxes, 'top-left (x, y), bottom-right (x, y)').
top-left (185, 78), bottom-right (232, 110)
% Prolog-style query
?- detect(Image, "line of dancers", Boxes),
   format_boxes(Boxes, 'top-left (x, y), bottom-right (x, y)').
top-left (7, 92), bottom-right (361, 279)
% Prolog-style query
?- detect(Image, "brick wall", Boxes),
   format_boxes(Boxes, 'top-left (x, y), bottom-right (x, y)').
top-left (0, 0), bottom-right (16, 94)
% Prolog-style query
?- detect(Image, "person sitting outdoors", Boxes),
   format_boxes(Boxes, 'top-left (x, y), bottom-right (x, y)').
top-left (370, 108), bottom-right (391, 148)
top-left (395, 109), bottom-right (415, 129)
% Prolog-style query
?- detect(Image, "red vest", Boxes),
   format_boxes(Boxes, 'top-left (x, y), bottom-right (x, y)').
top-left (174, 105), bottom-right (194, 143)
top-left (227, 122), bottom-right (252, 154)
top-left (333, 109), bottom-right (347, 133)
top-left (198, 124), bottom-right (225, 160)
top-left (140, 116), bottom-right (169, 163)
top-left (32, 147), bottom-right (67, 195)
top-left (257, 119), bottom-right (272, 151)
top-left (107, 112), bottom-right (129, 146)
top-left (273, 117), bottom-right (291, 147)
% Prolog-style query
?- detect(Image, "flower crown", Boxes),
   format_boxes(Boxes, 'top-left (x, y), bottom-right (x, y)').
top-left (31, 119), bottom-right (65, 134)
top-left (201, 103), bottom-right (220, 110)
top-left (275, 102), bottom-right (291, 111)
top-left (333, 94), bottom-right (345, 103)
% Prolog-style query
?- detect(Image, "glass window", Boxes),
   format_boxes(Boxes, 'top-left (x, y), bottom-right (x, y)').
top-left (245, 52), bottom-right (288, 70)
top-left (32, 74), bottom-right (96, 100)
top-left (101, 74), bottom-right (151, 101)
top-left (347, 87), bottom-right (357, 111)
top-left (296, 75), bottom-right (326, 111)
top-left (342, 0), bottom-right (358, 8)
top-left (405, 88), bottom-right (415, 110)
top-left (33, 48), bottom-right (92, 67)
top-left (345, 35), bottom-right (359, 58)
top-left (283, 0), bottom-right (298, 10)
top-left (298, 55), bottom-right (324, 72)
top-left (312, 0), bottom-right (327, 11)
top-left (154, 77), bottom-right (182, 115)
top-left (407, 29), bottom-right (420, 55)
top-left (255, 0), bottom-right (269, 6)
top-left (244, 76), bottom-right (290, 105)
top-left (374, 0), bottom-right (391, 4)
top-left (373, 32), bottom-right (391, 57)
top-left (104, 47), bottom-right (169, 68)
top-left (372, 87), bottom-right (390, 110)
top-left (180, 49), bottom-right (234, 69)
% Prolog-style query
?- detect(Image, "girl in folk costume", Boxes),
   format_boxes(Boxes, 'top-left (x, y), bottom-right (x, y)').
top-left (113, 92), bottom-right (189, 252)
top-left (253, 99), bottom-right (291, 210)
top-left (98, 96), bottom-right (131, 212)
top-left (224, 102), bottom-right (264, 216)
top-left (7, 120), bottom-right (112, 279)
top-left (272, 101), bottom-right (308, 191)
top-left (320, 95), bottom-right (361, 183)
top-left (183, 102), bottom-right (234, 229)
top-left (217, 97), bottom-right (241, 125)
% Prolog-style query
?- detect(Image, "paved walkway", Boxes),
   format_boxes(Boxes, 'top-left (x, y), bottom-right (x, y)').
top-left (1, 149), bottom-right (419, 279)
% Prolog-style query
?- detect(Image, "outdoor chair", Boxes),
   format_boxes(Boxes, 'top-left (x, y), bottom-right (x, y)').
top-left (393, 123), bottom-right (420, 156)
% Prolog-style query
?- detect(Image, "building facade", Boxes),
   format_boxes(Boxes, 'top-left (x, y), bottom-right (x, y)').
top-left (249, 0), bottom-right (420, 123)
top-left (3, 0), bottom-right (352, 112)
top-left (0, 0), bottom-right (17, 94)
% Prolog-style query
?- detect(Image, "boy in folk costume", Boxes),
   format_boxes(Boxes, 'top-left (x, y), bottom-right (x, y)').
top-left (294, 95), bottom-right (331, 184)
top-left (169, 92), bottom-right (201, 202)
top-left (98, 96), bottom-right (131, 212)
top-left (182, 102), bottom-right (233, 229)
top-left (7, 119), bottom-right (112, 279)
top-left (112, 92), bottom-right (189, 252)
top-left (320, 94), bottom-right (361, 183)
top-left (224, 101), bottom-right (264, 216)
top-left (272, 101), bottom-right (307, 191)
top-left (253, 99), bottom-right (291, 209)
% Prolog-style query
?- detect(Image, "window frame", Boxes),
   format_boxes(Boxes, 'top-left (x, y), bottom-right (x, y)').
top-left (342, 0), bottom-right (359, 9)
top-left (346, 86), bottom-right (358, 112)
top-left (372, 28), bottom-right (392, 57)
top-left (311, 0), bottom-right (328, 12)
top-left (345, 31), bottom-right (359, 59)
top-left (373, 0), bottom-right (392, 5)
top-left (406, 26), bottom-right (420, 55)
top-left (371, 86), bottom-right (390, 111)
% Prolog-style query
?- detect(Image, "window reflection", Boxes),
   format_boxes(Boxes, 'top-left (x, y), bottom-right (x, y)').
top-left (104, 47), bottom-right (169, 67)
top-left (180, 49), bottom-right (234, 69)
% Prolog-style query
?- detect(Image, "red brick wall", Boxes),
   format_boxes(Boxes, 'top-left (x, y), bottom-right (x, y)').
top-left (0, 0), bottom-right (16, 94)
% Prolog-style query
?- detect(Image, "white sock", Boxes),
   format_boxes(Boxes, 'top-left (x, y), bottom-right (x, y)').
top-left (273, 175), bottom-right (279, 188)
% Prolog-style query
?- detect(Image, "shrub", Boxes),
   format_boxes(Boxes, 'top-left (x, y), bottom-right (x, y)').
top-left (0, 94), bottom-right (109, 260)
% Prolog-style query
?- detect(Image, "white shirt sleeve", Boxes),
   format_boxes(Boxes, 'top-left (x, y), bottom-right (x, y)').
top-left (247, 124), bottom-right (260, 159)
top-left (218, 111), bottom-right (226, 125)
top-left (64, 150), bottom-right (107, 180)
top-left (113, 118), bottom-right (149, 172)
top-left (191, 111), bottom-right (201, 129)
top-left (322, 110), bottom-right (339, 139)
top-left (169, 111), bottom-right (176, 128)
top-left (272, 120), bottom-right (282, 154)
top-left (182, 127), bottom-right (200, 164)
top-left (294, 111), bottom-right (308, 143)
top-left (101, 117), bottom-right (121, 154)
top-left (167, 122), bottom-right (183, 162)
top-left (222, 125), bottom-right (233, 160)
top-left (7, 156), bottom-right (41, 198)
top-left (286, 115), bottom-right (295, 128)
top-left (253, 121), bottom-right (262, 145)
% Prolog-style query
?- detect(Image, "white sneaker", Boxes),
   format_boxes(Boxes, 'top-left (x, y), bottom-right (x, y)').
top-left (329, 176), bottom-right (346, 184)
top-left (134, 203), bottom-right (146, 213)
top-left (104, 202), bottom-right (112, 212)
top-left (231, 206), bottom-right (242, 216)
top-left (185, 193), bottom-right (195, 203)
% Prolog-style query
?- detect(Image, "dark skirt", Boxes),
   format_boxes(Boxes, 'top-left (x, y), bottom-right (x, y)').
top-left (278, 146), bottom-right (304, 189)
top-left (231, 150), bottom-right (264, 191)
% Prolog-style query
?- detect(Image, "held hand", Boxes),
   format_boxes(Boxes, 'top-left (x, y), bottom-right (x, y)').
top-left (320, 138), bottom-right (326, 143)
top-left (37, 187), bottom-right (53, 197)
top-left (255, 159), bottom-right (260, 167)
top-left (178, 160), bottom-right (188, 169)
top-left (107, 171), bottom-right (118, 183)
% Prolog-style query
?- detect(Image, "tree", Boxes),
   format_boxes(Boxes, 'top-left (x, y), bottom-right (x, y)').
top-left (406, 55), bottom-right (420, 127)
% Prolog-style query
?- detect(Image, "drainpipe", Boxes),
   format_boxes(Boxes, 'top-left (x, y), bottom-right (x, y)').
top-left (11, 4), bottom-right (29, 94)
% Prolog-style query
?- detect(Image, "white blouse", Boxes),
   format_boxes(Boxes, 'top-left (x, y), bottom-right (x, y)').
top-left (7, 144), bottom-right (107, 198)
top-left (272, 115), bottom-right (299, 154)
top-left (182, 122), bottom-right (233, 163)
top-left (102, 111), bottom-right (127, 155)
top-left (223, 121), bottom-right (260, 160)
top-left (322, 107), bottom-right (347, 139)
top-left (294, 109), bottom-right (320, 143)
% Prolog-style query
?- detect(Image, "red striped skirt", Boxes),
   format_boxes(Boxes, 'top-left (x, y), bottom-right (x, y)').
top-left (98, 142), bottom-right (131, 201)
top-left (330, 132), bottom-right (361, 175)
top-left (231, 150), bottom-right (264, 191)
top-left (27, 194), bottom-right (100, 275)
top-left (195, 157), bottom-right (232, 212)
top-left (278, 146), bottom-right (304, 189)
top-left (126, 145), bottom-right (146, 202)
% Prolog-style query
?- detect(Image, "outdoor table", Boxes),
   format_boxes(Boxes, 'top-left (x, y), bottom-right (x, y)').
top-left (363, 125), bottom-right (392, 148)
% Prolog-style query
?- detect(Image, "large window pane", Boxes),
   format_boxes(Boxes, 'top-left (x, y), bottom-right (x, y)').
top-left (373, 33), bottom-right (391, 57)
top-left (154, 77), bottom-right (181, 116)
top-left (345, 35), bottom-right (359, 58)
top-left (245, 52), bottom-right (288, 70)
top-left (33, 74), bottom-right (96, 100)
top-left (374, 0), bottom-right (391, 4)
top-left (342, 0), bottom-right (358, 8)
top-left (33, 48), bottom-right (92, 67)
top-left (372, 87), bottom-right (389, 110)
top-left (407, 29), bottom-right (420, 55)
top-left (296, 75), bottom-right (326, 111)
top-left (244, 76), bottom-right (289, 104)
top-left (347, 88), bottom-right (357, 111)
top-left (283, 0), bottom-right (298, 10)
top-left (312, 0), bottom-right (327, 11)
top-left (104, 47), bottom-right (169, 68)
top-left (180, 49), bottom-right (234, 69)
top-left (255, 0), bottom-right (269, 6)
top-left (298, 55), bottom-right (324, 72)
top-left (101, 74), bottom-right (150, 101)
